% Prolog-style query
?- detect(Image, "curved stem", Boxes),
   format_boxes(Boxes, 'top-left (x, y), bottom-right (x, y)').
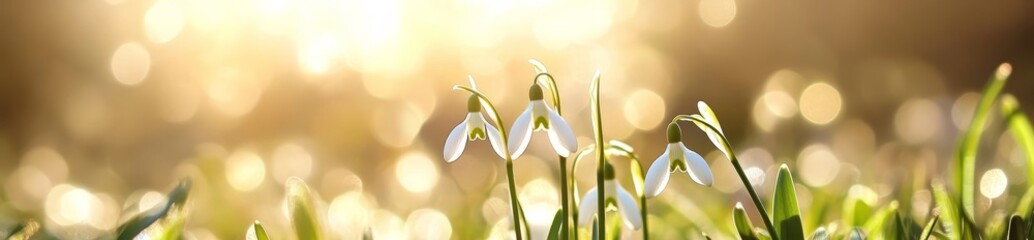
top-left (534, 71), bottom-right (571, 238)
top-left (569, 145), bottom-right (595, 240)
top-left (454, 85), bottom-right (524, 240)
top-left (535, 73), bottom-right (563, 114)
top-left (673, 115), bottom-right (779, 240)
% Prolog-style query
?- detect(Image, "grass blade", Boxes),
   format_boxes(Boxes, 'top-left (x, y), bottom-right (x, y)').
top-left (862, 201), bottom-right (898, 237)
top-left (956, 63), bottom-right (1011, 219)
top-left (116, 178), bottom-right (192, 240)
top-left (1002, 94), bottom-right (1034, 185)
top-left (1007, 215), bottom-right (1027, 240)
top-left (546, 209), bottom-right (563, 240)
top-left (734, 202), bottom-right (760, 240)
top-left (286, 177), bottom-right (322, 240)
top-left (919, 211), bottom-right (939, 240)
top-left (773, 164), bottom-right (804, 240)
top-left (247, 221), bottom-right (270, 240)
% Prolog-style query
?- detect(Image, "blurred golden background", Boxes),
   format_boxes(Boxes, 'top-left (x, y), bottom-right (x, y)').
top-left (1, 0), bottom-right (1034, 238)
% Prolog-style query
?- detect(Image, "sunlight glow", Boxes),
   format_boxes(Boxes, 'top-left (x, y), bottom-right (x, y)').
top-left (623, 89), bottom-right (666, 130)
top-left (980, 168), bottom-right (1007, 199)
top-left (110, 42), bottom-right (151, 86)
top-left (395, 152), bottom-right (439, 193)
top-left (144, 0), bottom-right (186, 44)
top-left (800, 82), bottom-right (842, 125)
top-left (699, 0), bottom-right (737, 28)
top-left (225, 150), bottom-right (266, 191)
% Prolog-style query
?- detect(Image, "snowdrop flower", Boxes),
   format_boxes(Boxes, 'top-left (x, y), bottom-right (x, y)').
top-left (643, 122), bottom-right (714, 198)
top-left (577, 162), bottom-right (643, 229)
top-left (508, 83), bottom-right (577, 159)
top-left (443, 95), bottom-right (506, 162)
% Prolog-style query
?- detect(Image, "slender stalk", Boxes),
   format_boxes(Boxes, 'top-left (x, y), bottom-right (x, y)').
top-left (505, 161), bottom-right (523, 239)
top-left (589, 71), bottom-right (606, 238)
top-left (536, 72), bottom-right (570, 238)
top-left (674, 115), bottom-right (779, 240)
top-left (454, 85), bottom-right (524, 240)
top-left (559, 156), bottom-right (570, 238)
top-left (569, 145), bottom-right (595, 240)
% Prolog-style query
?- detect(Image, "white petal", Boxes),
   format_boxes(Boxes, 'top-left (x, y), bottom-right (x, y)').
top-left (485, 123), bottom-right (507, 160)
top-left (443, 120), bottom-right (469, 163)
top-left (682, 144), bottom-right (714, 186)
top-left (616, 185), bottom-right (643, 229)
top-left (546, 110), bottom-right (577, 156)
top-left (577, 187), bottom-right (599, 227)
top-left (508, 105), bottom-right (535, 159)
top-left (644, 151), bottom-right (671, 198)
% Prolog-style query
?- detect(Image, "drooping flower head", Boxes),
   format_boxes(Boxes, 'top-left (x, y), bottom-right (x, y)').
top-left (443, 95), bottom-right (506, 162)
top-left (577, 161), bottom-right (643, 229)
top-left (643, 122), bottom-right (714, 198)
top-left (508, 83), bottom-right (577, 159)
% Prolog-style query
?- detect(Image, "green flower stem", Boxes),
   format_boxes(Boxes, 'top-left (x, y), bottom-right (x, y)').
top-left (673, 115), bottom-right (779, 240)
top-left (534, 72), bottom-right (571, 238)
top-left (956, 63), bottom-right (1010, 219)
top-left (589, 71), bottom-right (606, 238)
top-left (570, 145), bottom-right (596, 240)
top-left (454, 85), bottom-right (525, 240)
top-left (604, 143), bottom-right (649, 240)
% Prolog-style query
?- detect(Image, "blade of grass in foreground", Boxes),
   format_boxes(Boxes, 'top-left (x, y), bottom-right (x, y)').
top-left (1002, 94), bottom-right (1034, 185)
top-left (1006, 215), bottom-right (1027, 240)
top-left (247, 221), bottom-right (270, 240)
top-left (956, 63), bottom-right (1011, 219)
top-left (286, 177), bottom-right (322, 240)
top-left (546, 209), bottom-right (563, 240)
top-left (734, 203), bottom-right (760, 240)
top-left (919, 211), bottom-right (939, 240)
top-left (116, 178), bottom-right (191, 240)
top-left (772, 164), bottom-right (804, 240)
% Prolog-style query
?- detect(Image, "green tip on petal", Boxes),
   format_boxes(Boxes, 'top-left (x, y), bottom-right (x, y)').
top-left (467, 95), bottom-right (481, 112)
top-left (603, 160), bottom-right (616, 180)
top-left (667, 122), bottom-right (682, 143)
top-left (529, 84), bottom-right (544, 100)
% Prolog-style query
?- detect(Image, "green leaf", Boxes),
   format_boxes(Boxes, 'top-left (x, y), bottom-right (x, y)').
top-left (932, 183), bottom-right (977, 240)
top-left (607, 213), bottom-right (622, 240)
top-left (116, 178), bottom-right (192, 240)
top-left (248, 221), bottom-right (270, 240)
top-left (546, 209), bottom-right (563, 240)
top-left (286, 177), bottom-right (322, 240)
top-left (880, 211), bottom-right (907, 240)
top-left (772, 164), bottom-right (804, 240)
top-left (159, 209), bottom-right (187, 240)
top-left (842, 185), bottom-right (876, 227)
top-left (862, 201), bottom-right (898, 237)
top-left (1007, 214), bottom-right (1027, 240)
top-left (919, 212), bottom-right (939, 240)
top-left (956, 63), bottom-right (1011, 219)
top-left (1002, 94), bottom-right (1034, 186)
top-left (1017, 186), bottom-right (1034, 221)
top-left (734, 203), bottom-right (760, 240)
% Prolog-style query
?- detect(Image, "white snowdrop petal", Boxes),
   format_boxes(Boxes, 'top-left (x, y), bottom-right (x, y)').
top-left (577, 187), bottom-right (599, 227)
top-left (485, 123), bottom-right (507, 160)
top-left (682, 144), bottom-right (714, 186)
top-left (443, 121), bottom-right (468, 162)
top-left (546, 110), bottom-right (578, 156)
top-left (617, 185), bottom-right (643, 229)
top-left (644, 152), bottom-right (671, 198)
top-left (508, 106), bottom-right (535, 159)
